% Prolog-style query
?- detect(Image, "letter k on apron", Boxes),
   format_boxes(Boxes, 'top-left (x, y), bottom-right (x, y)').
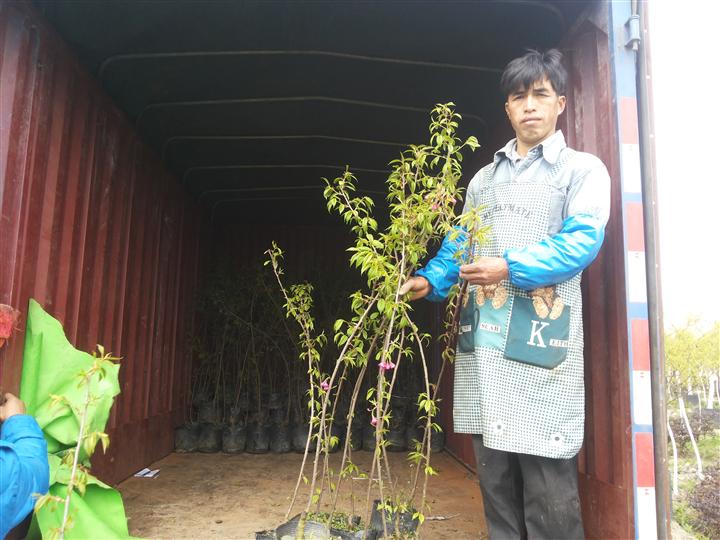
top-left (454, 149), bottom-right (585, 458)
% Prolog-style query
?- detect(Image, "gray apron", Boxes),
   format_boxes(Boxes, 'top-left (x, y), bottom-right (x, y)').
top-left (453, 149), bottom-right (585, 459)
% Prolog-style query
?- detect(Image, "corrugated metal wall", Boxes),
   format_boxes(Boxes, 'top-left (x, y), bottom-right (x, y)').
top-left (0, 2), bottom-right (204, 484)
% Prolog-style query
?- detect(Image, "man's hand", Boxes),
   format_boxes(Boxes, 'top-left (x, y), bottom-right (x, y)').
top-left (0, 392), bottom-right (26, 421)
top-left (399, 276), bottom-right (432, 301)
top-left (459, 257), bottom-right (509, 285)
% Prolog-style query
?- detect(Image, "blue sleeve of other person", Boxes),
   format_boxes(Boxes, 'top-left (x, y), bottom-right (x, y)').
top-left (0, 415), bottom-right (50, 539)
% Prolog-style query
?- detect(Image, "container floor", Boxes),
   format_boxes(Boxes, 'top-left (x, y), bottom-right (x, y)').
top-left (118, 450), bottom-right (488, 539)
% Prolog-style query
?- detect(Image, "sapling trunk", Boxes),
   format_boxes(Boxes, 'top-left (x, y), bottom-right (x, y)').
top-left (667, 418), bottom-right (679, 496)
top-left (58, 383), bottom-right (91, 540)
top-left (678, 395), bottom-right (704, 479)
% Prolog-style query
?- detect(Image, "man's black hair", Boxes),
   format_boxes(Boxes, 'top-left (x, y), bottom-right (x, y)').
top-left (500, 49), bottom-right (567, 97)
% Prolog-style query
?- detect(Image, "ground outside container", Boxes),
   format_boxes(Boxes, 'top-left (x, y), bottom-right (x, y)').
top-left (0, 1), bottom-right (666, 538)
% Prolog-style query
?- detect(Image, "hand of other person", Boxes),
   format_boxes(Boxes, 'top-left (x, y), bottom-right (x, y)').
top-left (0, 393), bottom-right (26, 422)
top-left (399, 276), bottom-right (432, 301)
top-left (459, 257), bottom-right (509, 285)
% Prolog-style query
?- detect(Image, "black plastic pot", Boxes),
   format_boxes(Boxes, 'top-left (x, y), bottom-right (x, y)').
top-left (387, 426), bottom-right (406, 452)
top-left (236, 394), bottom-right (250, 412)
top-left (369, 500), bottom-right (419, 538)
top-left (405, 424), bottom-right (421, 449)
top-left (198, 401), bottom-right (220, 424)
top-left (349, 422), bottom-right (363, 451)
top-left (275, 514), bottom-right (331, 539)
top-left (256, 515), bottom-right (370, 540)
top-left (330, 528), bottom-right (369, 540)
top-left (389, 395), bottom-right (409, 427)
top-left (430, 429), bottom-right (445, 453)
top-left (246, 423), bottom-right (270, 454)
top-left (174, 423), bottom-right (200, 453)
top-left (328, 422), bottom-right (344, 454)
top-left (222, 425), bottom-right (247, 453)
top-left (197, 423), bottom-right (223, 453)
top-left (267, 392), bottom-right (283, 410)
top-left (226, 405), bottom-right (243, 426)
top-left (269, 407), bottom-right (286, 425)
top-left (362, 423), bottom-right (377, 451)
top-left (292, 423), bottom-right (310, 453)
top-left (329, 514), bottom-right (364, 540)
top-left (270, 424), bottom-right (292, 453)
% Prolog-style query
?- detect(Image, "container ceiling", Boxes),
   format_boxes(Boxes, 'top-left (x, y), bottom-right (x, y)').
top-left (35, 0), bottom-right (587, 225)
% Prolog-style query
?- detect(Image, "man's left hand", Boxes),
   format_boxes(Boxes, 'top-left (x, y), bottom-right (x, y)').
top-left (459, 257), bottom-right (509, 285)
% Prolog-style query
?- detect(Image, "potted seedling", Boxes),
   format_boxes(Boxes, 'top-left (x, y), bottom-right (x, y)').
top-left (258, 104), bottom-right (486, 539)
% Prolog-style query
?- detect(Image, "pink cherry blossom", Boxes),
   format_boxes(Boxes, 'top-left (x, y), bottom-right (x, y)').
top-left (320, 380), bottom-right (330, 391)
top-left (378, 360), bottom-right (396, 371)
top-left (371, 416), bottom-right (378, 427)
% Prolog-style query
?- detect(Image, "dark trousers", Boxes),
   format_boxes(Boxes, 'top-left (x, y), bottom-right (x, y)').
top-left (472, 435), bottom-right (584, 540)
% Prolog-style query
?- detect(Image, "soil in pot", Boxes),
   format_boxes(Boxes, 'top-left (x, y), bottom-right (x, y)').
top-left (270, 424), bottom-right (292, 453)
top-left (310, 512), bottom-right (366, 540)
top-left (369, 500), bottom-right (419, 538)
top-left (246, 423), bottom-right (271, 454)
top-left (197, 423), bottom-right (223, 453)
top-left (174, 423), bottom-right (200, 453)
top-left (222, 424), bottom-right (247, 453)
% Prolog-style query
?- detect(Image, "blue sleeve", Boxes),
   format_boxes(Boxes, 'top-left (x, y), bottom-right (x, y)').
top-left (503, 213), bottom-right (606, 290)
top-left (415, 229), bottom-right (468, 302)
top-left (0, 415), bottom-right (50, 538)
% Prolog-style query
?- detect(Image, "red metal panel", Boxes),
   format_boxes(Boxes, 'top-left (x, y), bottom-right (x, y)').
top-left (0, 2), bottom-right (203, 484)
top-left (561, 6), bottom-right (634, 539)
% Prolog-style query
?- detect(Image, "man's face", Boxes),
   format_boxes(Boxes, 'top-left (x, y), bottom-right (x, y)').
top-left (505, 78), bottom-right (566, 150)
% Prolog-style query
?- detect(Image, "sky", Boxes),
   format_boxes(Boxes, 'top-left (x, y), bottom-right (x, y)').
top-left (648, 2), bottom-right (720, 330)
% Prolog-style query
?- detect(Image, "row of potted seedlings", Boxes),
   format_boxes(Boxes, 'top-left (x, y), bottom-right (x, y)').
top-left (175, 389), bottom-right (444, 455)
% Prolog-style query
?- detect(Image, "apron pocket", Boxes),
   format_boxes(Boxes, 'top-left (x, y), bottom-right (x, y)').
top-left (457, 290), bottom-right (478, 353)
top-left (504, 296), bottom-right (570, 369)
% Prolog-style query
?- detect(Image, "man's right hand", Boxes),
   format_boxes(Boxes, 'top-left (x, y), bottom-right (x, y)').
top-left (0, 392), bottom-right (26, 421)
top-left (399, 276), bottom-right (432, 301)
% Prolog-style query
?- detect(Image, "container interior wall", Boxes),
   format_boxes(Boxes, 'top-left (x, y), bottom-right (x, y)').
top-left (0, 2), bottom-right (205, 484)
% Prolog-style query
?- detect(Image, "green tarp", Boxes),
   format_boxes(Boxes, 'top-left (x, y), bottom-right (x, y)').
top-left (19, 299), bottom-right (135, 539)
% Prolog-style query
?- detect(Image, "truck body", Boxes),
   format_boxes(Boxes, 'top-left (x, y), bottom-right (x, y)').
top-left (0, 1), bottom-right (664, 537)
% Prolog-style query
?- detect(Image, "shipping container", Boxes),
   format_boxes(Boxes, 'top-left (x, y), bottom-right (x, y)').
top-left (0, 1), bottom-right (666, 538)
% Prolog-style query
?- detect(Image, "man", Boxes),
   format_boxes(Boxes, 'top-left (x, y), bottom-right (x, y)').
top-left (1, 304), bottom-right (49, 539)
top-left (400, 49), bottom-right (610, 539)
